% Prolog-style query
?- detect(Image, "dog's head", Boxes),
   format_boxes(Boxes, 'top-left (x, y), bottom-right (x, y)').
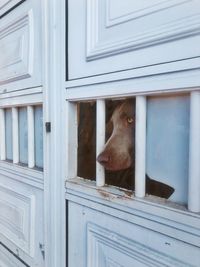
top-left (97, 99), bottom-right (135, 171)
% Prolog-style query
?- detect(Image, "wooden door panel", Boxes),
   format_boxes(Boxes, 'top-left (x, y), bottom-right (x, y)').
top-left (68, 201), bottom-right (200, 267)
top-left (68, 0), bottom-right (200, 79)
top-left (0, 0), bottom-right (42, 92)
top-left (0, 244), bottom-right (27, 267)
top-left (0, 0), bottom-right (25, 17)
top-left (0, 175), bottom-right (44, 266)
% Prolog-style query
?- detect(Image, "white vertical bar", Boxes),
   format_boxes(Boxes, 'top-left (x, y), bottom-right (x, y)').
top-left (0, 109), bottom-right (6, 160)
top-left (27, 106), bottom-right (35, 168)
top-left (188, 91), bottom-right (200, 212)
top-left (96, 99), bottom-right (105, 187)
top-left (66, 101), bottom-right (78, 179)
top-left (12, 107), bottom-right (19, 163)
top-left (135, 96), bottom-right (146, 198)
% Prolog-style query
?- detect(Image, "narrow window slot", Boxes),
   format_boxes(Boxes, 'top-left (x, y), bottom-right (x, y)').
top-left (77, 101), bottom-right (96, 180)
top-left (19, 107), bottom-right (28, 165)
top-left (34, 105), bottom-right (43, 169)
top-left (5, 108), bottom-right (13, 161)
top-left (146, 94), bottom-right (190, 204)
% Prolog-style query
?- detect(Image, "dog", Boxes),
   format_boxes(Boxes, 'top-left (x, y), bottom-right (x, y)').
top-left (97, 99), bottom-right (174, 199)
top-left (97, 99), bottom-right (134, 171)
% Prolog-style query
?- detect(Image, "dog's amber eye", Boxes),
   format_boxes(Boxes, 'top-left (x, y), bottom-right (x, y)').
top-left (127, 117), bottom-right (134, 124)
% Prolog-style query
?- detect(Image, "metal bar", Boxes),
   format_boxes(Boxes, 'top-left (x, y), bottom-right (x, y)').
top-left (96, 99), bottom-right (105, 187)
top-left (0, 109), bottom-right (6, 160)
top-left (27, 106), bottom-right (35, 168)
top-left (135, 96), bottom-right (146, 198)
top-left (188, 91), bottom-right (200, 212)
top-left (12, 107), bottom-right (19, 163)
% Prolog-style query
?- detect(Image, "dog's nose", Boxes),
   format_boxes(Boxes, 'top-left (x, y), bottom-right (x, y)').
top-left (97, 153), bottom-right (110, 165)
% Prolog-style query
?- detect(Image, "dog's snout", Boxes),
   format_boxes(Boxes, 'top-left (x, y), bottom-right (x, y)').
top-left (97, 153), bottom-right (110, 165)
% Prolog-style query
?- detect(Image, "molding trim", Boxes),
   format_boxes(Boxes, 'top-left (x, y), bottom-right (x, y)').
top-left (65, 68), bottom-right (200, 101)
top-left (0, 243), bottom-right (27, 267)
top-left (87, 223), bottom-right (194, 267)
top-left (0, 87), bottom-right (43, 107)
top-left (66, 178), bottom-right (200, 247)
top-left (87, 0), bottom-right (200, 60)
top-left (106, 0), bottom-right (191, 27)
top-left (0, 183), bottom-right (36, 257)
top-left (0, 161), bottom-right (43, 189)
top-left (0, 10), bottom-right (34, 85)
top-left (0, 0), bottom-right (26, 18)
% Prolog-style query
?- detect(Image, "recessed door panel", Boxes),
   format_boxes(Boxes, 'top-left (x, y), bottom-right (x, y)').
top-left (68, 0), bottom-right (200, 79)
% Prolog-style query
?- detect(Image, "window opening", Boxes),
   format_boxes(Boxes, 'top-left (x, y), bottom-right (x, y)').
top-left (0, 105), bottom-right (43, 171)
top-left (78, 101), bottom-right (96, 180)
top-left (146, 94), bottom-right (190, 205)
top-left (69, 91), bottom-right (200, 213)
top-left (34, 105), bottom-right (43, 169)
top-left (19, 107), bottom-right (28, 165)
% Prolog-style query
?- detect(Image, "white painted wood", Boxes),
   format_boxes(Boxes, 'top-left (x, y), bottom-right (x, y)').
top-left (1, 0), bottom-right (199, 266)
top-left (0, 0), bottom-right (24, 17)
top-left (188, 91), bottom-right (200, 213)
top-left (65, 57), bottom-right (200, 91)
top-left (0, 108), bottom-right (6, 160)
top-left (0, 160), bottom-right (43, 189)
top-left (0, 183), bottom-right (36, 257)
top-left (27, 106), bottom-right (35, 168)
top-left (12, 107), bottom-right (19, 164)
top-left (66, 177), bottom-right (200, 247)
top-left (42, 0), bottom-right (66, 266)
top-left (68, 201), bottom-right (200, 267)
top-left (0, 90), bottom-right (43, 108)
top-left (65, 69), bottom-right (200, 101)
top-left (0, 244), bottom-right (26, 267)
top-left (0, 174), bottom-right (44, 266)
top-left (0, 86), bottom-right (42, 99)
top-left (5, 108), bottom-right (13, 161)
top-left (96, 100), bottom-right (105, 187)
top-left (135, 96), bottom-right (146, 198)
top-left (87, 0), bottom-right (200, 61)
top-left (68, 0), bottom-right (200, 79)
top-left (66, 101), bottom-right (78, 179)
top-left (0, 12), bottom-right (32, 84)
top-left (0, 0), bottom-right (42, 93)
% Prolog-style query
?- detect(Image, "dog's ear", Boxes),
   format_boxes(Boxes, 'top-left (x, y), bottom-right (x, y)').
top-left (146, 175), bottom-right (175, 199)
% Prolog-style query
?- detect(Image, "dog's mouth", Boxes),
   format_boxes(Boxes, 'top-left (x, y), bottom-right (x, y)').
top-left (104, 164), bottom-right (131, 171)
top-left (97, 154), bottom-right (132, 171)
top-left (100, 163), bottom-right (129, 171)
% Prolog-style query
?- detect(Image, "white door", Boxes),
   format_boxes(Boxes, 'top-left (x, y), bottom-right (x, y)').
top-left (0, 0), bottom-right (44, 266)
top-left (65, 0), bottom-right (200, 266)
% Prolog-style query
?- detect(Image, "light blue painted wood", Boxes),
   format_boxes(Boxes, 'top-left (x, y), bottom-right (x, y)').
top-left (146, 95), bottom-right (190, 204)
top-left (34, 106), bottom-right (43, 168)
top-left (5, 109), bottom-right (13, 161)
top-left (19, 107), bottom-right (28, 165)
